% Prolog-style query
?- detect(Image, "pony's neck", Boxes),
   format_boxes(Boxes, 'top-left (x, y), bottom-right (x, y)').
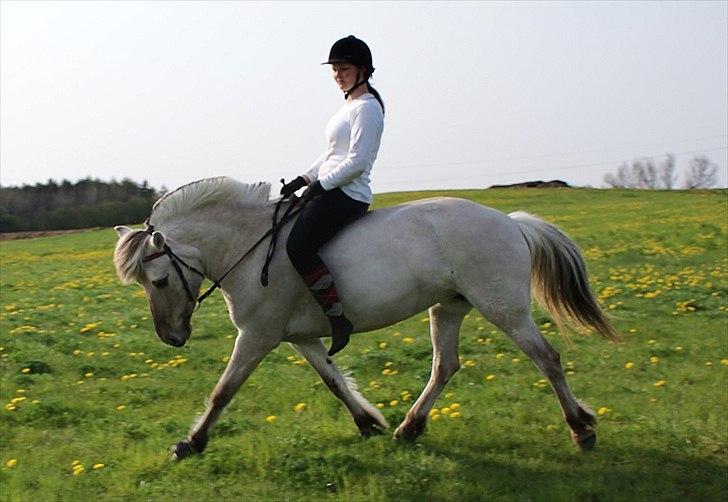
top-left (160, 202), bottom-right (278, 281)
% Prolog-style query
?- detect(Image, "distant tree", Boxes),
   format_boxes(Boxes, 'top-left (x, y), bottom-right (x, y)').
top-left (604, 162), bottom-right (634, 188)
top-left (0, 178), bottom-right (160, 232)
top-left (604, 159), bottom-right (657, 188)
top-left (659, 154), bottom-right (677, 189)
top-left (683, 156), bottom-right (718, 189)
top-left (605, 154), bottom-right (721, 190)
top-left (635, 159), bottom-right (658, 189)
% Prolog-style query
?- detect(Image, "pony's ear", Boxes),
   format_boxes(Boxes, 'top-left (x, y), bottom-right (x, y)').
top-left (151, 231), bottom-right (166, 250)
top-left (115, 225), bottom-right (133, 238)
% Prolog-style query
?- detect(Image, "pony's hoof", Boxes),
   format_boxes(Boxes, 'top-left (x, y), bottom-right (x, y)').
top-left (393, 419), bottom-right (426, 442)
top-left (171, 440), bottom-right (199, 461)
top-left (360, 425), bottom-right (385, 438)
top-left (573, 431), bottom-right (597, 451)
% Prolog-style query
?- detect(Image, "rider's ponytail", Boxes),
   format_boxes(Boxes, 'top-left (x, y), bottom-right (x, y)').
top-left (367, 82), bottom-right (385, 115)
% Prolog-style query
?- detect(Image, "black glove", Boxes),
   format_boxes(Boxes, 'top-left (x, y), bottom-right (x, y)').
top-left (280, 176), bottom-right (307, 197)
top-left (300, 180), bottom-right (325, 203)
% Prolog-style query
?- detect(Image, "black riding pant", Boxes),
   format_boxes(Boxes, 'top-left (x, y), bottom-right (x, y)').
top-left (286, 188), bottom-right (368, 275)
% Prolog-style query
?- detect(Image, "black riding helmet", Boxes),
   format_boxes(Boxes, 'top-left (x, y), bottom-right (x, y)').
top-left (322, 35), bottom-right (374, 98)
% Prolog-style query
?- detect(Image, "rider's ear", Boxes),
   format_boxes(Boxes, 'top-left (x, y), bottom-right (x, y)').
top-left (151, 231), bottom-right (166, 250)
top-left (114, 225), bottom-right (132, 238)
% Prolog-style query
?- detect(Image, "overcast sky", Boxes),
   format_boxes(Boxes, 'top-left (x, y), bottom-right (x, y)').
top-left (1, 1), bottom-right (726, 193)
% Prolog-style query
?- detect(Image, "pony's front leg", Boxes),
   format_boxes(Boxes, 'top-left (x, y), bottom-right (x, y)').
top-left (293, 339), bottom-right (388, 436)
top-left (172, 330), bottom-right (278, 460)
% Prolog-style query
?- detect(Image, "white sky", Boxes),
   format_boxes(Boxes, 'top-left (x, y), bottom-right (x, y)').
top-left (1, 1), bottom-right (726, 193)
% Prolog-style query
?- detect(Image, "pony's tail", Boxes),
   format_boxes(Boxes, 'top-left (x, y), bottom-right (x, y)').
top-left (509, 211), bottom-right (618, 341)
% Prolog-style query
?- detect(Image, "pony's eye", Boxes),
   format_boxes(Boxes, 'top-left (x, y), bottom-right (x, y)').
top-left (151, 276), bottom-right (169, 289)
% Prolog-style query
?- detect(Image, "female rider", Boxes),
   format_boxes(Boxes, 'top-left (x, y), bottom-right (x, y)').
top-left (281, 35), bottom-right (385, 356)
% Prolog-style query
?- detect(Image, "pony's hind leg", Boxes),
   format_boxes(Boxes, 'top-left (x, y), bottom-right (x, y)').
top-left (293, 338), bottom-right (388, 436)
top-left (394, 297), bottom-right (471, 441)
top-left (482, 305), bottom-right (597, 451)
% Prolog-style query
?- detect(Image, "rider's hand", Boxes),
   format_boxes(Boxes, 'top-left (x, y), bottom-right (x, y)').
top-left (300, 181), bottom-right (325, 203)
top-left (280, 176), bottom-right (307, 197)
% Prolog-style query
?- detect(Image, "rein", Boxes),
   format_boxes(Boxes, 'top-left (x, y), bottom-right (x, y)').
top-left (142, 195), bottom-right (303, 309)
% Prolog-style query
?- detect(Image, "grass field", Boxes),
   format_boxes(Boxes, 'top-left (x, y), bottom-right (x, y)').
top-left (1, 187), bottom-right (726, 501)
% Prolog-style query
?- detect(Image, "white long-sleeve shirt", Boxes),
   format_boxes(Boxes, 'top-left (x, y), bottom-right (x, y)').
top-left (303, 93), bottom-right (384, 204)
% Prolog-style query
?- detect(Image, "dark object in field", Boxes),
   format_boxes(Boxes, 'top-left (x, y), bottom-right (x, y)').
top-left (490, 180), bottom-right (570, 189)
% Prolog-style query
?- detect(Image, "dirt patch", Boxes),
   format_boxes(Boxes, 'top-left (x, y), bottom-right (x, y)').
top-left (0, 228), bottom-right (101, 241)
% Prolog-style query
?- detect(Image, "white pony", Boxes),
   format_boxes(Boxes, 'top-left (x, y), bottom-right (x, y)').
top-left (113, 177), bottom-right (616, 460)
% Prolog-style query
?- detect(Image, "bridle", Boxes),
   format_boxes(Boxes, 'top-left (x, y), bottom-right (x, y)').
top-left (142, 241), bottom-right (205, 305)
top-left (141, 194), bottom-right (304, 309)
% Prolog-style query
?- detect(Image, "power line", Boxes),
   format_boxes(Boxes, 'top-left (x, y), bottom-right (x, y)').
top-left (377, 146), bottom-right (727, 186)
top-left (378, 135), bottom-right (728, 171)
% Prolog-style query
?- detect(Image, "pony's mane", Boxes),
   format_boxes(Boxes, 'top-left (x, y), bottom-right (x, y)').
top-left (114, 177), bottom-right (272, 284)
top-left (148, 177), bottom-right (272, 226)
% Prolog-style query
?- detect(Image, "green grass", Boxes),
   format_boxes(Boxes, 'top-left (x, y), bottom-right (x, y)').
top-left (1, 188), bottom-right (726, 501)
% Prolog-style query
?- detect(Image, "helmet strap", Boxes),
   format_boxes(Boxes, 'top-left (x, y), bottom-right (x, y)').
top-left (344, 78), bottom-right (367, 99)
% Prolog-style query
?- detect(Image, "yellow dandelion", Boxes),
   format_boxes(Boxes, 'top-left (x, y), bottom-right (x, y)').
top-left (653, 380), bottom-right (667, 388)
top-left (116, 405), bottom-right (126, 411)
top-left (73, 349), bottom-right (82, 356)
top-left (597, 406), bottom-right (611, 415)
top-left (546, 424), bottom-right (557, 432)
top-left (402, 337), bottom-right (414, 344)
top-left (381, 368), bottom-right (392, 376)
top-left (378, 342), bottom-right (388, 349)
top-left (441, 406), bottom-right (452, 415)
top-left (15, 389), bottom-right (25, 394)
top-left (21, 368), bottom-right (30, 374)
top-left (450, 402), bottom-right (461, 410)
top-left (464, 360), bottom-right (476, 368)
top-left (71, 460), bottom-right (81, 467)
top-left (675, 346), bottom-right (684, 351)
top-left (6, 459), bottom-right (18, 468)
top-left (376, 402), bottom-right (385, 409)
top-left (429, 408), bottom-right (440, 417)
top-left (4, 404), bottom-right (16, 412)
top-left (450, 412), bottom-right (461, 419)
top-left (431, 414), bottom-right (442, 421)
top-left (222, 356), bottom-right (230, 363)
top-left (720, 359), bottom-right (728, 366)
top-left (84, 372), bottom-right (93, 378)
top-left (72, 466), bottom-right (85, 475)
top-left (625, 362), bottom-right (635, 369)
top-left (286, 355), bottom-right (297, 361)
top-left (265, 415), bottom-right (278, 423)
top-left (10, 397), bottom-right (26, 404)
top-left (485, 374), bottom-right (496, 381)
top-left (92, 463), bottom-right (105, 470)
top-left (650, 356), bottom-right (659, 364)
top-left (705, 362), bottom-right (712, 367)
top-left (293, 402), bottom-right (307, 413)
top-left (495, 353), bottom-right (504, 359)
top-left (389, 400), bottom-right (399, 407)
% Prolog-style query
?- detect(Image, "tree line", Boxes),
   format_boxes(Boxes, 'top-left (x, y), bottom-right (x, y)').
top-left (0, 178), bottom-right (161, 232)
top-left (603, 154), bottom-right (719, 189)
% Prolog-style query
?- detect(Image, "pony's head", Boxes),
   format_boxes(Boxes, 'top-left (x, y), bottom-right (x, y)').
top-left (112, 177), bottom-right (272, 347)
top-left (113, 226), bottom-right (204, 347)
